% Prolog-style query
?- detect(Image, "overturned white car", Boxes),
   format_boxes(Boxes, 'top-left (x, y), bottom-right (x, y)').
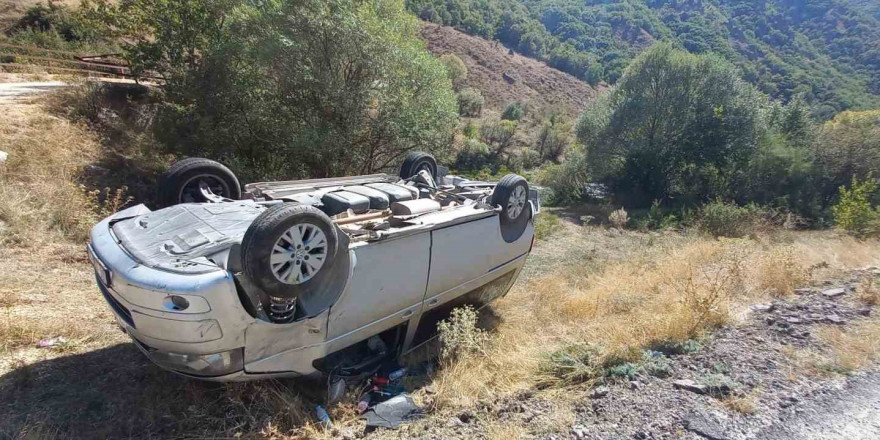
top-left (88, 152), bottom-right (538, 380)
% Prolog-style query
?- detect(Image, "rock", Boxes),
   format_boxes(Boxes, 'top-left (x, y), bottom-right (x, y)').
top-left (633, 431), bottom-right (647, 439)
top-left (571, 425), bottom-right (588, 439)
top-left (785, 317), bottom-right (803, 324)
top-left (590, 386), bottom-right (609, 399)
top-left (752, 303), bottom-right (775, 312)
top-left (857, 308), bottom-right (872, 317)
top-left (822, 287), bottom-right (846, 298)
top-left (683, 412), bottom-right (729, 440)
top-left (793, 288), bottom-right (813, 295)
top-left (630, 381), bottom-right (640, 390)
top-left (824, 314), bottom-right (846, 325)
top-left (673, 379), bottom-right (707, 395)
top-left (447, 417), bottom-right (464, 427)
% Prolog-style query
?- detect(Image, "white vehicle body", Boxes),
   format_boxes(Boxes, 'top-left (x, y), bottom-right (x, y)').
top-left (88, 171), bottom-right (538, 381)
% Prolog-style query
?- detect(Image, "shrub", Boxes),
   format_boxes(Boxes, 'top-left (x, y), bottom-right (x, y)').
top-left (453, 138), bottom-right (492, 171)
top-left (457, 88), bottom-right (484, 117)
top-left (696, 200), bottom-right (759, 238)
top-left (437, 305), bottom-right (488, 361)
top-left (832, 175), bottom-right (880, 237)
top-left (609, 208), bottom-right (628, 229)
top-left (534, 212), bottom-right (562, 240)
top-left (509, 147), bottom-right (541, 171)
top-left (440, 53), bottom-right (468, 90)
top-left (501, 102), bottom-right (524, 121)
top-left (480, 119), bottom-right (517, 155)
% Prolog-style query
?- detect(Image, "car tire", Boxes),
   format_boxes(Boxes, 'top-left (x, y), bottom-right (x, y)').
top-left (158, 157), bottom-right (241, 207)
top-left (490, 174), bottom-right (531, 243)
top-left (241, 204), bottom-right (338, 300)
top-left (399, 151), bottom-right (438, 180)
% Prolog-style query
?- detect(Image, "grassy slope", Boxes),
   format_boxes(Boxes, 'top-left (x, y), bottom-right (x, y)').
top-left (0, 94), bottom-right (878, 438)
top-left (420, 22), bottom-right (600, 119)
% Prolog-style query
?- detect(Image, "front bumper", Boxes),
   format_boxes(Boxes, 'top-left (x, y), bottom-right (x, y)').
top-left (89, 207), bottom-right (255, 377)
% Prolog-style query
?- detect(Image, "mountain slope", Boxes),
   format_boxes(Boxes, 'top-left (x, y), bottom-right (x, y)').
top-left (420, 22), bottom-right (599, 117)
top-left (408, 0), bottom-right (880, 116)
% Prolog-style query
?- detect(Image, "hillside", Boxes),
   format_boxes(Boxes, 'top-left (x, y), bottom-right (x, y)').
top-left (420, 22), bottom-right (599, 118)
top-left (408, 0), bottom-right (880, 117)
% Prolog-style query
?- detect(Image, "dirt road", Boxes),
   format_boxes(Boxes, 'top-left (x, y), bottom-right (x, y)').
top-left (0, 81), bottom-right (66, 100)
top-left (754, 372), bottom-right (880, 440)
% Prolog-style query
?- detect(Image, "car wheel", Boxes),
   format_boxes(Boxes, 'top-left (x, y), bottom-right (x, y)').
top-left (490, 174), bottom-right (531, 243)
top-left (158, 157), bottom-right (241, 208)
top-left (399, 151), bottom-right (438, 180)
top-left (241, 204), bottom-right (338, 300)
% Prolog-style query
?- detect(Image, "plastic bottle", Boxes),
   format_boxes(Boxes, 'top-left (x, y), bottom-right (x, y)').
top-left (315, 405), bottom-right (333, 429)
top-left (388, 367), bottom-right (407, 381)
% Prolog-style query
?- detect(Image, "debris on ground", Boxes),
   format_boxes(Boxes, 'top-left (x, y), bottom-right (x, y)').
top-left (315, 405), bottom-right (333, 429)
top-left (0, 150), bottom-right (7, 164)
top-left (37, 337), bottom-right (67, 348)
top-left (364, 394), bottom-right (423, 429)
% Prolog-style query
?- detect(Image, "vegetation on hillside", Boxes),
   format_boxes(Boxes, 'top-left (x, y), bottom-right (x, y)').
top-left (545, 43), bottom-right (880, 230)
top-left (407, 0), bottom-right (880, 116)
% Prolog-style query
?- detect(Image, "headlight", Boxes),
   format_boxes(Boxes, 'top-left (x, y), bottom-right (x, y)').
top-left (149, 348), bottom-right (244, 377)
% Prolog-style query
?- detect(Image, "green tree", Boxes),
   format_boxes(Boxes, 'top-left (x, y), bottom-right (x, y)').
top-left (576, 43), bottom-right (762, 206)
top-left (88, 0), bottom-right (457, 180)
top-left (832, 175), bottom-right (880, 237)
top-left (814, 110), bottom-right (880, 209)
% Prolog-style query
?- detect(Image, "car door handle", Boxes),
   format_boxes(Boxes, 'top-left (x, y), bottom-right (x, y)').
top-left (401, 309), bottom-right (414, 319)
top-left (426, 299), bottom-right (440, 307)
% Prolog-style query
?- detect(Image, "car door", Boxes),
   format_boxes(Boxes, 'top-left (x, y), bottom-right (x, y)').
top-left (326, 233), bottom-right (430, 342)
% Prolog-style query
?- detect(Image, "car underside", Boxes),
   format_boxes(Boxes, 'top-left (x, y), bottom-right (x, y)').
top-left (88, 152), bottom-right (539, 381)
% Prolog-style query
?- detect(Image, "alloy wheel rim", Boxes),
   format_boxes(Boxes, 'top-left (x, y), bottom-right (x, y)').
top-left (270, 223), bottom-right (328, 284)
top-left (507, 185), bottom-right (526, 219)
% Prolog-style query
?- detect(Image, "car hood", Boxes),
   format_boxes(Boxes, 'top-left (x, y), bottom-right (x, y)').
top-left (111, 202), bottom-right (265, 274)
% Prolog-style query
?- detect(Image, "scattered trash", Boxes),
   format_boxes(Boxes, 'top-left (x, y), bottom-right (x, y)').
top-left (315, 405), bottom-right (333, 429)
top-left (357, 393), bottom-right (372, 414)
top-left (387, 367), bottom-right (407, 381)
top-left (0, 151), bottom-right (7, 164)
top-left (37, 337), bottom-right (67, 348)
top-left (364, 394), bottom-right (422, 429)
top-left (326, 376), bottom-right (346, 404)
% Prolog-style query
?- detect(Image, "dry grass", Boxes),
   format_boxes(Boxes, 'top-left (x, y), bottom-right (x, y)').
top-left (857, 275), bottom-right (879, 306)
top-left (0, 96), bottom-right (104, 245)
top-left (722, 390), bottom-right (759, 414)
top-left (430, 233), bottom-right (880, 409)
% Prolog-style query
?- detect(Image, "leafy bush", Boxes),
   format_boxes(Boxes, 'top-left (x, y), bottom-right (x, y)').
top-left (457, 88), bottom-right (484, 117)
top-left (609, 208), bottom-right (628, 229)
top-left (832, 175), bottom-right (880, 237)
top-left (535, 114), bottom-right (572, 162)
top-left (87, 0), bottom-right (457, 182)
top-left (437, 305), bottom-right (488, 361)
top-left (439, 53), bottom-right (468, 90)
top-left (696, 200), bottom-right (761, 238)
top-left (534, 212), bottom-right (561, 240)
top-left (453, 138), bottom-right (492, 171)
top-left (501, 101), bottom-right (524, 121)
top-left (479, 119), bottom-right (517, 155)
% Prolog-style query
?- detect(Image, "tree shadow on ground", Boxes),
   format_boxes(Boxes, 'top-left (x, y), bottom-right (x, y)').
top-left (0, 343), bottom-right (322, 439)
